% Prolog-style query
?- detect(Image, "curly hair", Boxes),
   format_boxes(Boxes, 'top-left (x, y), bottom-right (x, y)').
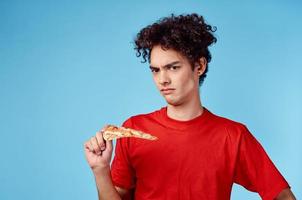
top-left (134, 13), bottom-right (217, 86)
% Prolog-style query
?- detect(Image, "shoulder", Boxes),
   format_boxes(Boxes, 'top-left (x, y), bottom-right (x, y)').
top-left (121, 108), bottom-right (161, 128)
top-left (206, 109), bottom-right (259, 150)
top-left (208, 109), bottom-right (247, 130)
top-left (207, 109), bottom-right (249, 137)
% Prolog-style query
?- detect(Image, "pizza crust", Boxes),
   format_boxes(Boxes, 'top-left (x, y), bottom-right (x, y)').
top-left (103, 125), bottom-right (158, 141)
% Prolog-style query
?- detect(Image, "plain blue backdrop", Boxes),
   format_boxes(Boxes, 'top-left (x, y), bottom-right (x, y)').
top-left (0, 1), bottom-right (301, 199)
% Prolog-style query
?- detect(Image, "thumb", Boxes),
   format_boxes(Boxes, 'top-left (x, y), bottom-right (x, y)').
top-left (103, 139), bottom-right (113, 154)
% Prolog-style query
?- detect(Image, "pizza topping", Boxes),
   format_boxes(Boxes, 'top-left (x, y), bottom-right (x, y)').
top-left (103, 125), bottom-right (158, 141)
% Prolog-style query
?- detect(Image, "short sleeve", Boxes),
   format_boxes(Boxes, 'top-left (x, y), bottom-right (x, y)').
top-left (110, 118), bottom-right (136, 190)
top-left (233, 125), bottom-right (290, 200)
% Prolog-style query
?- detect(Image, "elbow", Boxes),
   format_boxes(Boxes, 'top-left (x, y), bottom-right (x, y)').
top-left (275, 188), bottom-right (296, 200)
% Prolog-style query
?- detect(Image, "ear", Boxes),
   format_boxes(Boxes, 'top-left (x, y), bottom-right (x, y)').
top-left (195, 57), bottom-right (207, 76)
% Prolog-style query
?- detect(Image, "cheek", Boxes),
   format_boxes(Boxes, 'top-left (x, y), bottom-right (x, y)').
top-left (152, 76), bottom-right (156, 84)
top-left (176, 73), bottom-right (195, 89)
top-left (152, 76), bottom-right (159, 86)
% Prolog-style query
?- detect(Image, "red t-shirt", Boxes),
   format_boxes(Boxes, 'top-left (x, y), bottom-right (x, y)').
top-left (111, 107), bottom-right (289, 200)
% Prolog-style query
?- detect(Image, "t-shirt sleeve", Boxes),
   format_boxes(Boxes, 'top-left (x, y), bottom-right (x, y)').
top-left (110, 118), bottom-right (136, 190)
top-left (233, 125), bottom-right (290, 200)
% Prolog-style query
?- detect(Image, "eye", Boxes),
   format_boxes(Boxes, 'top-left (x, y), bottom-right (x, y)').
top-left (168, 66), bottom-right (179, 70)
top-left (150, 68), bottom-right (159, 73)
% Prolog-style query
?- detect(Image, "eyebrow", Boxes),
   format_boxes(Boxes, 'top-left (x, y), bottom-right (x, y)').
top-left (149, 61), bottom-right (181, 70)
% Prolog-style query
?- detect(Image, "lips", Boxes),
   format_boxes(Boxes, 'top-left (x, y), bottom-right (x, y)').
top-left (160, 88), bottom-right (175, 91)
top-left (161, 88), bottom-right (175, 95)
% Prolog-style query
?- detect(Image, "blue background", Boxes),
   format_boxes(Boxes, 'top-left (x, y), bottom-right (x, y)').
top-left (0, 0), bottom-right (301, 199)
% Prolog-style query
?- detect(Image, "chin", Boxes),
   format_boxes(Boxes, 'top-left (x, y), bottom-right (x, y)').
top-left (166, 98), bottom-right (182, 106)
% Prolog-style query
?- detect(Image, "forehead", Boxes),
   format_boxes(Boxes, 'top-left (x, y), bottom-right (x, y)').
top-left (150, 45), bottom-right (186, 66)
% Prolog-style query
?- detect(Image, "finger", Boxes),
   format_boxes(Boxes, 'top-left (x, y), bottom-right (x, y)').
top-left (84, 141), bottom-right (94, 152)
top-left (90, 137), bottom-right (101, 154)
top-left (100, 124), bottom-right (110, 133)
top-left (96, 131), bottom-right (106, 151)
top-left (104, 139), bottom-right (113, 152)
top-left (103, 140), bottom-right (113, 154)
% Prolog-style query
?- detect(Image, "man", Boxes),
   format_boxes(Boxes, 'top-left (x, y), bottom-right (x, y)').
top-left (84, 13), bottom-right (296, 200)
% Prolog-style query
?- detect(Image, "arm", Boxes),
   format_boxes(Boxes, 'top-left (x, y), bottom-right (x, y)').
top-left (232, 126), bottom-right (295, 200)
top-left (84, 126), bottom-right (127, 200)
top-left (93, 167), bottom-right (122, 200)
top-left (275, 188), bottom-right (296, 200)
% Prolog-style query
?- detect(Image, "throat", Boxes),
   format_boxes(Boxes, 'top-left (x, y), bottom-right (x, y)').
top-left (167, 104), bottom-right (204, 121)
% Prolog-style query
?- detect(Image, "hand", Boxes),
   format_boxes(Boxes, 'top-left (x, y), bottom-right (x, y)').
top-left (84, 125), bottom-right (113, 173)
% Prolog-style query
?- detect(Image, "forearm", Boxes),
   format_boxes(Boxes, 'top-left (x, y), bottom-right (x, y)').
top-left (275, 188), bottom-right (296, 200)
top-left (93, 167), bottom-right (121, 200)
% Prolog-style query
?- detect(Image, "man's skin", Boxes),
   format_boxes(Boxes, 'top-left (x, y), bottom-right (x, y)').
top-left (84, 45), bottom-right (296, 200)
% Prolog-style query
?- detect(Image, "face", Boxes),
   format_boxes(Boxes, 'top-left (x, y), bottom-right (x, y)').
top-left (149, 45), bottom-right (201, 106)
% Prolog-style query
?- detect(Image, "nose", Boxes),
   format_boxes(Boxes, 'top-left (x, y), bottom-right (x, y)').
top-left (158, 71), bottom-right (171, 86)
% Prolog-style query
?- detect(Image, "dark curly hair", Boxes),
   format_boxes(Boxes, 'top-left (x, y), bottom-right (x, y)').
top-left (134, 13), bottom-right (217, 86)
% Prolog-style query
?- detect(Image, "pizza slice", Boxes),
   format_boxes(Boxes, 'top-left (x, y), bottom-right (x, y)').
top-left (102, 125), bottom-right (158, 141)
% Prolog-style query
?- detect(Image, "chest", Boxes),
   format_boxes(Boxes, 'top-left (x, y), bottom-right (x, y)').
top-left (129, 127), bottom-right (235, 181)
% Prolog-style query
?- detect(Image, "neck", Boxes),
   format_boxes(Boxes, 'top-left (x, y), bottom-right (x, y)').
top-left (167, 94), bottom-right (204, 121)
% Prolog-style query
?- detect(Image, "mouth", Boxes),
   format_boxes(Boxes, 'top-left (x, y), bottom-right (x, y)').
top-left (160, 88), bottom-right (175, 95)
